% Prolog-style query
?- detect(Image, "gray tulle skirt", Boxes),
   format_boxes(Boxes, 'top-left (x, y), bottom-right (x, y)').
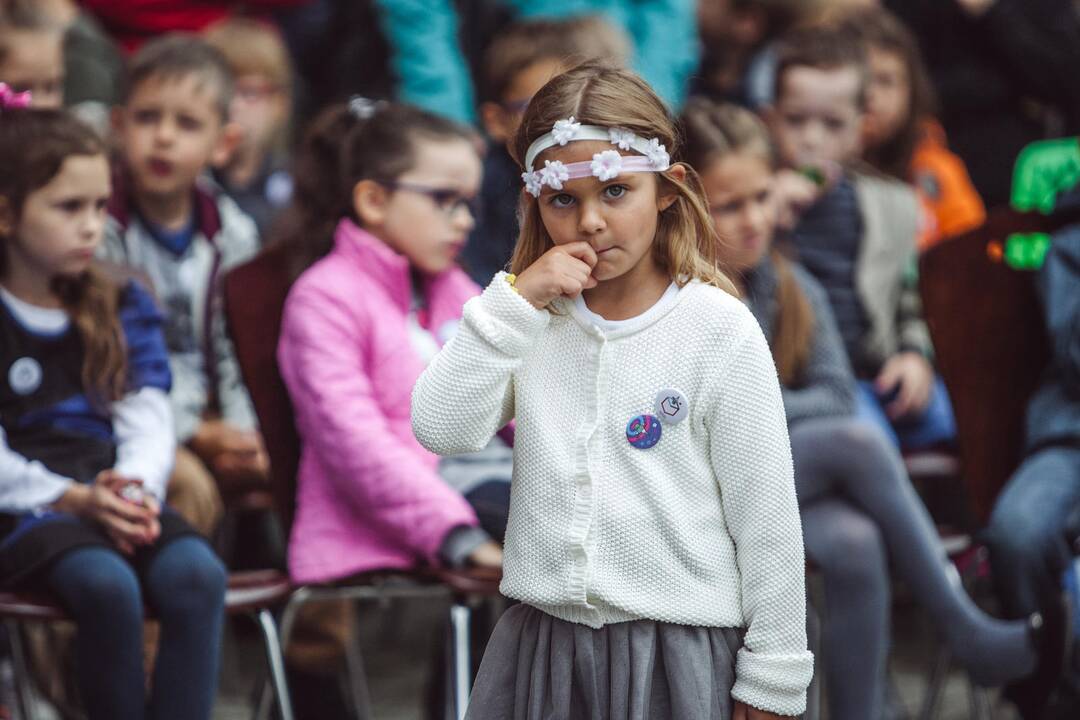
top-left (465, 603), bottom-right (744, 720)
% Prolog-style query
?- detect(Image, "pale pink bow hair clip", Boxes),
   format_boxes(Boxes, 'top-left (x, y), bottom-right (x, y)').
top-left (0, 83), bottom-right (32, 110)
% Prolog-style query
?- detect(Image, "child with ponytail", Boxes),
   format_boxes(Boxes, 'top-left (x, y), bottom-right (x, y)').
top-left (278, 99), bottom-right (509, 588)
top-left (0, 98), bottom-right (225, 720)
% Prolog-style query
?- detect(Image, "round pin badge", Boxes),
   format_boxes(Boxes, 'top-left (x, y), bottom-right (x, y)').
top-left (626, 414), bottom-right (662, 449)
top-left (8, 357), bottom-right (42, 396)
top-left (654, 388), bottom-right (689, 425)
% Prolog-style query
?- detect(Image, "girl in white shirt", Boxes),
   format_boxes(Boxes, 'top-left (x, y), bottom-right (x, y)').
top-left (413, 62), bottom-right (812, 720)
top-left (0, 103), bottom-right (225, 720)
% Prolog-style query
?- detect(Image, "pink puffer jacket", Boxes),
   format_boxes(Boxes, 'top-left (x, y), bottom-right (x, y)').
top-left (278, 219), bottom-right (480, 583)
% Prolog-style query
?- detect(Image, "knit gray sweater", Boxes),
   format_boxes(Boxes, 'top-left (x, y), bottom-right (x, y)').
top-left (742, 255), bottom-right (857, 425)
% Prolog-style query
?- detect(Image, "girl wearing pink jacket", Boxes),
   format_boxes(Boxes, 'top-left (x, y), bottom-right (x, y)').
top-left (277, 101), bottom-right (508, 586)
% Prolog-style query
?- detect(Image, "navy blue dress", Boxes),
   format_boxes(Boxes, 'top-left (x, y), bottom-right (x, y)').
top-left (0, 279), bottom-right (197, 587)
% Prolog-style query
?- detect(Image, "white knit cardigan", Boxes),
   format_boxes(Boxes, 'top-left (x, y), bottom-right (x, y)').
top-left (412, 273), bottom-right (813, 715)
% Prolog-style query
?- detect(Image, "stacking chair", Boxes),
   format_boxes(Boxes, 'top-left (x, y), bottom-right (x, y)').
top-left (919, 206), bottom-right (1063, 525)
top-left (0, 569), bottom-right (294, 720)
top-left (224, 243), bottom-right (502, 720)
top-left (913, 205), bottom-right (1080, 719)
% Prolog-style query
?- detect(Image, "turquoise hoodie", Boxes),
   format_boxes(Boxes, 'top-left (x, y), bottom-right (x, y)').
top-left (373, 0), bottom-right (699, 124)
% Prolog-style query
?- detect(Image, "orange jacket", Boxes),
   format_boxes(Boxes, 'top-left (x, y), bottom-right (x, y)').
top-left (912, 120), bottom-right (986, 250)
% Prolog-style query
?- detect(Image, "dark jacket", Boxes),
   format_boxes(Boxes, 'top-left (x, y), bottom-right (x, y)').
top-left (1026, 188), bottom-right (1080, 450)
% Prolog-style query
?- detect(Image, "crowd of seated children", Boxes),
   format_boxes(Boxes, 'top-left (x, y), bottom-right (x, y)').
top-left (0, 1), bottom-right (1077, 717)
top-left (683, 96), bottom-right (1066, 720)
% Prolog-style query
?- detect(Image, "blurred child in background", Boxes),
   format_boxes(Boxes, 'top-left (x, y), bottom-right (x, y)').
top-left (205, 16), bottom-right (295, 237)
top-left (0, 104), bottom-right (226, 720)
top-left (276, 100), bottom-right (507, 717)
top-left (101, 34), bottom-right (266, 537)
top-left (764, 23), bottom-right (955, 451)
top-left (847, 6), bottom-right (985, 249)
top-left (0, 0), bottom-right (64, 109)
top-left (685, 97), bottom-right (1066, 720)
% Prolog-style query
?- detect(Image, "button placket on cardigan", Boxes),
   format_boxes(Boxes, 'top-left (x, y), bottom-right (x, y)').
top-left (566, 328), bottom-right (605, 607)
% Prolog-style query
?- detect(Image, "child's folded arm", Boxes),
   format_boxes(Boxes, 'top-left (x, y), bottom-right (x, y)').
top-left (279, 286), bottom-right (477, 563)
top-left (412, 272), bottom-right (548, 457)
top-left (706, 324), bottom-right (813, 717)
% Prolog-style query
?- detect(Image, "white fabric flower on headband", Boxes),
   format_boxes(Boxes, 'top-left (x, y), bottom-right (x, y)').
top-left (539, 160), bottom-right (570, 190)
top-left (608, 128), bottom-right (635, 151)
top-left (590, 150), bottom-right (623, 182)
top-left (552, 117), bottom-right (581, 146)
top-left (644, 138), bottom-right (670, 169)
top-left (521, 171), bottom-right (542, 197)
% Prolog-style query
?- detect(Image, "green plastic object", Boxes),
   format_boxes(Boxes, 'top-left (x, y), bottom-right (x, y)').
top-left (1003, 233), bottom-right (1051, 271)
top-left (1011, 137), bottom-right (1080, 214)
top-left (1007, 137), bottom-right (1080, 269)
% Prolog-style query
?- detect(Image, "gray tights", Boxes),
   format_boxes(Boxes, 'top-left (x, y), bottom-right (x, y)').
top-left (792, 416), bottom-right (1035, 720)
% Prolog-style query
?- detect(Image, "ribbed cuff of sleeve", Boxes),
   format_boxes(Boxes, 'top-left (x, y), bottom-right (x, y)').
top-left (463, 272), bottom-right (550, 357)
top-left (731, 648), bottom-right (814, 717)
top-left (438, 525), bottom-right (491, 568)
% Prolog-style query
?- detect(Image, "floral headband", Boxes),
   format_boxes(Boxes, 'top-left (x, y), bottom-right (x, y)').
top-left (521, 117), bottom-right (671, 197)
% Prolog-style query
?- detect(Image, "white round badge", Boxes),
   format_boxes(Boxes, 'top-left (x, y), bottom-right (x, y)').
top-left (8, 357), bottom-right (42, 396)
top-left (654, 388), bottom-right (689, 425)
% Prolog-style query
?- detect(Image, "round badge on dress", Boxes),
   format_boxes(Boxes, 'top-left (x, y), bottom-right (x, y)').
top-left (654, 388), bottom-right (689, 425)
top-left (626, 414), bottom-right (662, 449)
top-left (8, 357), bottom-right (42, 396)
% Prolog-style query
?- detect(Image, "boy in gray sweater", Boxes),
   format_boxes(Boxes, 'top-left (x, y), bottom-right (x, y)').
top-left (101, 34), bottom-right (266, 534)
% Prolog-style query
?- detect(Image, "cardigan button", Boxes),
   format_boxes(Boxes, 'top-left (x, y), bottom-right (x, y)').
top-left (654, 388), bottom-right (689, 425)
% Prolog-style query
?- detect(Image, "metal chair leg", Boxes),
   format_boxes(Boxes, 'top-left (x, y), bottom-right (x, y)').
top-left (278, 588), bottom-right (311, 652)
top-left (343, 628), bottom-right (374, 720)
top-left (919, 646), bottom-right (951, 720)
top-left (6, 621), bottom-right (38, 720)
top-left (252, 680), bottom-right (274, 720)
top-left (272, 589), bottom-right (376, 720)
top-left (255, 609), bottom-right (295, 720)
top-left (448, 602), bottom-right (472, 720)
top-left (253, 590), bottom-right (310, 720)
top-left (969, 681), bottom-right (994, 720)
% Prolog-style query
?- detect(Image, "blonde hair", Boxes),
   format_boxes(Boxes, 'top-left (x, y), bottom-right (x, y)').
top-left (509, 62), bottom-right (736, 296)
top-left (482, 16), bottom-right (630, 103)
top-left (203, 17), bottom-right (292, 93)
top-left (0, 0), bottom-right (61, 65)
top-left (680, 98), bottom-right (814, 386)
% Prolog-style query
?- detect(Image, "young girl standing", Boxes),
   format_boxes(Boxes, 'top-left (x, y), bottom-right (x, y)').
top-left (682, 97), bottom-right (1067, 720)
top-left (413, 63), bottom-right (813, 719)
top-left (0, 104), bottom-right (225, 719)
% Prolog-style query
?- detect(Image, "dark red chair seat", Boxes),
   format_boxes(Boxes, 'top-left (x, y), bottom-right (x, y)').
top-left (0, 569), bottom-right (291, 622)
